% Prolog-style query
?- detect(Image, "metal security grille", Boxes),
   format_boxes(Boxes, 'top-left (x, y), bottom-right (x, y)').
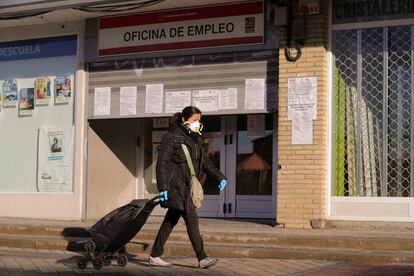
top-left (333, 25), bottom-right (414, 197)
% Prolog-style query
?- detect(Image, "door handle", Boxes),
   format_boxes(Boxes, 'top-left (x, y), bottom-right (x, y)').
top-left (229, 134), bottom-right (233, 145)
top-left (223, 203), bottom-right (227, 214)
top-left (224, 135), bottom-right (228, 145)
top-left (228, 203), bottom-right (232, 214)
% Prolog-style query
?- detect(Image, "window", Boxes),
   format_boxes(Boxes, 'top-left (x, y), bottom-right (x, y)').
top-left (333, 25), bottom-right (414, 197)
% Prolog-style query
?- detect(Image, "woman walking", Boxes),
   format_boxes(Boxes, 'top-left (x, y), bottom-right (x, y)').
top-left (149, 106), bottom-right (227, 269)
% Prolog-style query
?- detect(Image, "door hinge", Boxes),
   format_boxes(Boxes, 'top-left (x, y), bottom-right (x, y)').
top-left (223, 203), bottom-right (227, 214)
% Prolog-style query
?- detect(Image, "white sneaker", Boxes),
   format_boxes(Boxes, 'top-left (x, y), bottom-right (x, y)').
top-left (198, 258), bottom-right (218, 269)
top-left (148, 256), bottom-right (172, 267)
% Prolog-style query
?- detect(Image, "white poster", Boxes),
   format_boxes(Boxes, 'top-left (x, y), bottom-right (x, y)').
top-left (288, 77), bottom-right (317, 120)
top-left (292, 110), bottom-right (313, 145)
top-left (247, 114), bottom-right (265, 137)
top-left (37, 127), bottom-right (73, 192)
top-left (165, 91), bottom-right (191, 113)
top-left (145, 84), bottom-right (164, 113)
top-left (218, 88), bottom-right (238, 110)
top-left (193, 89), bottom-right (218, 112)
top-left (245, 78), bottom-right (265, 110)
top-left (120, 86), bottom-right (137, 116)
top-left (94, 87), bottom-right (111, 116)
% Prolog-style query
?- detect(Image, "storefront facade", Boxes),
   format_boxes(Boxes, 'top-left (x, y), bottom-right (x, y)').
top-left (2, 0), bottom-right (414, 228)
top-left (330, 0), bottom-right (414, 221)
top-left (0, 21), bottom-right (88, 219)
top-left (84, 0), bottom-right (280, 220)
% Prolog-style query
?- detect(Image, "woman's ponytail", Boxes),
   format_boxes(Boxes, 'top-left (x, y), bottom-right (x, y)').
top-left (170, 112), bottom-right (182, 125)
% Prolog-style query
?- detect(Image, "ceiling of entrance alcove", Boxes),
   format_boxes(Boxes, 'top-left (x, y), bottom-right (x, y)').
top-left (0, 0), bottom-right (239, 28)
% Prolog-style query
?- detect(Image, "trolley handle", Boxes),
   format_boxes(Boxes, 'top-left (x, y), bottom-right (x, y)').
top-left (148, 195), bottom-right (160, 204)
top-left (132, 195), bottom-right (160, 220)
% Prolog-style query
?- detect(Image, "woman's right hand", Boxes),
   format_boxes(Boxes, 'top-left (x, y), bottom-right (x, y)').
top-left (160, 190), bottom-right (168, 201)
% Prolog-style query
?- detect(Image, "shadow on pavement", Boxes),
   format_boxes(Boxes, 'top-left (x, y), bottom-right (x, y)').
top-left (303, 263), bottom-right (414, 276)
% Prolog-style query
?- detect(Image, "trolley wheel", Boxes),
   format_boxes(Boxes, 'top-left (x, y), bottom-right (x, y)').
top-left (102, 255), bottom-right (112, 266)
top-left (77, 258), bottom-right (88, 269)
top-left (92, 257), bottom-right (103, 270)
top-left (116, 254), bottom-right (128, 267)
top-left (84, 240), bottom-right (96, 254)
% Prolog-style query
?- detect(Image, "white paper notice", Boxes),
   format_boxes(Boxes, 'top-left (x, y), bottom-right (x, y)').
top-left (94, 87), bottom-right (111, 116)
top-left (247, 114), bottom-right (265, 136)
top-left (37, 127), bottom-right (73, 192)
top-left (193, 89), bottom-right (218, 112)
top-left (288, 77), bottom-right (317, 120)
top-left (218, 88), bottom-right (238, 110)
top-left (292, 110), bottom-right (313, 144)
top-left (145, 84), bottom-right (164, 113)
top-left (165, 91), bottom-right (192, 113)
top-left (245, 78), bottom-right (265, 110)
top-left (120, 86), bottom-right (137, 116)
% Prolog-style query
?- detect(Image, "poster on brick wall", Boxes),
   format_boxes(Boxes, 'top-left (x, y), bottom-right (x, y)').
top-left (291, 110), bottom-right (313, 145)
top-left (288, 77), bottom-right (317, 120)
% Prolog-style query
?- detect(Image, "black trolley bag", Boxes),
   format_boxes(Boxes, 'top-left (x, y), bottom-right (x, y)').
top-left (77, 195), bottom-right (160, 270)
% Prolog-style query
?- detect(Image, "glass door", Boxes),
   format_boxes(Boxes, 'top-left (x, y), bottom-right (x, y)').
top-left (234, 114), bottom-right (275, 218)
top-left (198, 115), bottom-right (276, 219)
top-left (198, 116), bottom-right (226, 217)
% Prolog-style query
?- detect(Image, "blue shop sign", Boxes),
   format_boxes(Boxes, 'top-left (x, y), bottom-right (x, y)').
top-left (0, 35), bottom-right (77, 62)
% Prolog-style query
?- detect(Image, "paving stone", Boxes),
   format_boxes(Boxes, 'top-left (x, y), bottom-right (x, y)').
top-left (1, 247), bottom-right (414, 275)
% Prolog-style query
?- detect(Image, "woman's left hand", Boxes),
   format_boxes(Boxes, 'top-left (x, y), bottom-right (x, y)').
top-left (219, 179), bottom-right (227, 191)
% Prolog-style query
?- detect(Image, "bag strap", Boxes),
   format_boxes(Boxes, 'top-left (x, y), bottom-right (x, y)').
top-left (181, 144), bottom-right (196, 177)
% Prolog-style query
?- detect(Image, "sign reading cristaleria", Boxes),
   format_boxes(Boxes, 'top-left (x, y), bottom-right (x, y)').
top-left (98, 1), bottom-right (264, 56)
top-left (333, 0), bottom-right (414, 24)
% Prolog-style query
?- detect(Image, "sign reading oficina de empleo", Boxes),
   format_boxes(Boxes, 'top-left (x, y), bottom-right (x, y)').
top-left (98, 0), bottom-right (264, 56)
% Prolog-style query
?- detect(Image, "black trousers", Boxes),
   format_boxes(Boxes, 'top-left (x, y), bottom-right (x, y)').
top-left (150, 201), bottom-right (208, 261)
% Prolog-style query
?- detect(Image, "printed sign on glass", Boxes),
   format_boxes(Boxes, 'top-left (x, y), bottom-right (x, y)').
top-left (55, 75), bottom-right (72, 104)
top-left (3, 80), bottom-right (18, 107)
top-left (35, 77), bottom-right (51, 106)
top-left (19, 88), bottom-right (35, 116)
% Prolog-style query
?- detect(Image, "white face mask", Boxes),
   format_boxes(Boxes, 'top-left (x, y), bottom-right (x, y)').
top-left (184, 120), bottom-right (203, 135)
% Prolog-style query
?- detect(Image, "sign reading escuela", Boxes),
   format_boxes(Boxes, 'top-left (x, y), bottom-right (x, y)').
top-left (0, 35), bottom-right (77, 62)
top-left (98, 1), bottom-right (264, 56)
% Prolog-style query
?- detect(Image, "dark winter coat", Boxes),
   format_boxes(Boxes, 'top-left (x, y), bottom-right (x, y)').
top-left (156, 121), bottom-right (225, 211)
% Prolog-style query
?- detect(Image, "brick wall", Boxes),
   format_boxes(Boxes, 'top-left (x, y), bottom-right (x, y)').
top-left (276, 1), bottom-right (329, 228)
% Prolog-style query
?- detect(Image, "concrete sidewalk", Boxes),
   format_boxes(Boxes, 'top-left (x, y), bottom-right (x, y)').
top-left (1, 217), bottom-right (414, 264)
top-left (2, 247), bottom-right (414, 275)
top-left (0, 247), bottom-right (345, 275)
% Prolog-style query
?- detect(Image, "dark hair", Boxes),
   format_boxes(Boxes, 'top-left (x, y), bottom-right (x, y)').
top-left (170, 106), bottom-right (202, 124)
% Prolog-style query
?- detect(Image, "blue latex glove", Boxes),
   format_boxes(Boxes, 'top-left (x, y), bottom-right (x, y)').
top-left (160, 190), bottom-right (168, 201)
top-left (219, 179), bottom-right (227, 191)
